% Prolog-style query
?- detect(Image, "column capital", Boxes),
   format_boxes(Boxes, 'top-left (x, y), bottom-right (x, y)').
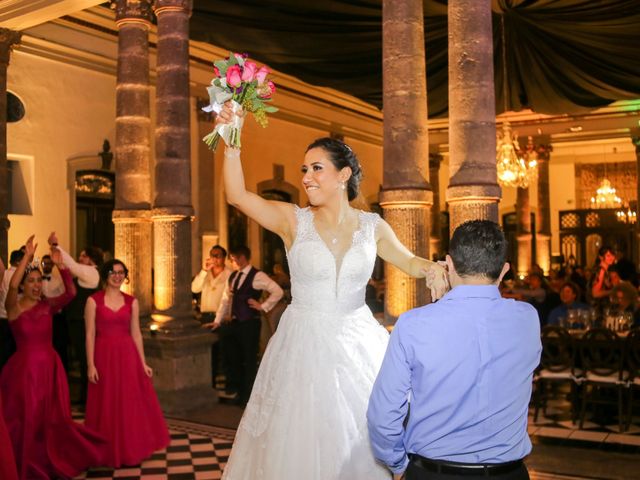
top-left (379, 188), bottom-right (433, 208)
top-left (112, 0), bottom-right (153, 26)
top-left (154, 0), bottom-right (192, 15)
top-left (0, 29), bottom-right (22, 65)
top-left (429, 152), bottom-right (443, 169)
top-left (534, 143), bottom-right (553, 162)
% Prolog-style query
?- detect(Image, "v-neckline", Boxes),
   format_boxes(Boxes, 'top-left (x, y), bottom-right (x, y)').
top-left (103, 293), bottom-right (126, 314)
top-left (310, 209), bottom-right (363, 284)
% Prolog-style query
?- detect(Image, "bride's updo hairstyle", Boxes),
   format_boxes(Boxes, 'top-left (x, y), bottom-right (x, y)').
top-left (306, 137), bottom-right (362, 202)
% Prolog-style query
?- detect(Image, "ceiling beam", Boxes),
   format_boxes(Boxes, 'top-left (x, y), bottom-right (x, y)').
top-left (0, 0), bottom-right (103, 30)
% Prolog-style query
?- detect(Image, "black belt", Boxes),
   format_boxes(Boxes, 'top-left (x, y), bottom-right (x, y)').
top-left (409, 454), bottom-right (524, 477)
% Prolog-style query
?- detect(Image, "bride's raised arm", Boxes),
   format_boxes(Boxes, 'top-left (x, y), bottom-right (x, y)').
top-left (217, 106), bottom-right (296, 246)
top-left (375, 219), bottom-right (449, 300)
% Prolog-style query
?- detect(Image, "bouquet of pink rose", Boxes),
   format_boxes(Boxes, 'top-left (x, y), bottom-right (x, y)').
top-left (202, 53), bottom-right (278, 151)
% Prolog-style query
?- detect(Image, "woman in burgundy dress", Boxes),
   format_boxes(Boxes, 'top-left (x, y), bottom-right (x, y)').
top-left (85, 258), bottom-right (170, 467)
top-left (0, 236), bottom-right (106, 479)
top-left (0, 393), bottom-right (18, 480)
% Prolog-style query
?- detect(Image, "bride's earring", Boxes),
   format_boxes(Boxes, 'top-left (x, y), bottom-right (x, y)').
top-left (341, 182), bottom-right (346, 191)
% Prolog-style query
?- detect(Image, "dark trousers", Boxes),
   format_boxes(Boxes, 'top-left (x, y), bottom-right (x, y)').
top-left (406, 458), bottom-right (529, 480)
top-left (0, 317), bottom-right (15, 373)
top-left (68, 316), bottom-right (87, 403)
top-left (51, 311), bottom-right (69, 372)
top-left (219, 317), bottom-right (261, 403)
top-left (201, 312), bottom-right (220, 387)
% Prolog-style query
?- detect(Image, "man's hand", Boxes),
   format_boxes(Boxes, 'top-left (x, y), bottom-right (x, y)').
top-left (393, 473), bottom-right (405, 480)
top-left (204, 257), bottom-right (214, 270)
top-left (247, 299), bottom-right (263, 311)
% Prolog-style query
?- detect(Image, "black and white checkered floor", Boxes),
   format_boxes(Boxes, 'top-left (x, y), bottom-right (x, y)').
top-left (67, 405), bottom-right (640, 480)
top-left (72, 416), bottom-right (234, 480)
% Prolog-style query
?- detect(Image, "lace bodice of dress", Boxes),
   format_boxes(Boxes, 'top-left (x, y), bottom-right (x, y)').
top-left (288, 206), bottom-right (380, 313)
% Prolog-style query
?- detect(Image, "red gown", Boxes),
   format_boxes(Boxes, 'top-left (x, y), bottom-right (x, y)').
top-left (0, 269), bottom-right (107, 479)
top-left (85, 290), bottom-right (170, 467)
top-left (0, 393), bottom-right (18, 480)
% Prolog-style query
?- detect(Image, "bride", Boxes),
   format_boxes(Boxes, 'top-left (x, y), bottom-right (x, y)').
top-left (217, 105), bottom-right (448, 479)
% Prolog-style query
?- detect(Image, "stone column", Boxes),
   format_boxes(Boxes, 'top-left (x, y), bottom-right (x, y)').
top-left (429, 151), bottom-right (443, 259)
top-left (380, 0), bottom-right (432, 324)
top-left (112, 0), bottom-right (153, 317)
top-left (445, 0), bottom-right (500, 234)
top-left (149, 0), bottom-right (211, 414)
top-left (516, 187), bottom-right (532, 277)
top-left (0, 29), bottom-right (21, 265)
top-left (535, 138), bottom-right (552, 275)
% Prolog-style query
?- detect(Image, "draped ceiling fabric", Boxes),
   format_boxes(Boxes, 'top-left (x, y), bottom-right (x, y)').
top-left (189, 0), bottom-right (640, 118)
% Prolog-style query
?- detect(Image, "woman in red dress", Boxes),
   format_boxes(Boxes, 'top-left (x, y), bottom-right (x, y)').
top-left (85, 258), bottom-right (170, 467)
top-left (0, 236), bottom-right (106, 479)
top-left (0, 393), bottom-right (18, 480)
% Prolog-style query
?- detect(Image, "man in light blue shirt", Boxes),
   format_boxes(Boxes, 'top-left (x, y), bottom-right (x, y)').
top-left (368, 220), bottom-right (541, 480)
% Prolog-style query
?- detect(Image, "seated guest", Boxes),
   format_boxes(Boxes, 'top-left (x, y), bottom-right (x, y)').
top-left (368, 220), bottom-right (541, 480)
top-left (507, 272), bottom-right (559, 325)
top-left (547, 281), bottom-right (590, 326)
top-left (610, 281), bottom-right (640, 327)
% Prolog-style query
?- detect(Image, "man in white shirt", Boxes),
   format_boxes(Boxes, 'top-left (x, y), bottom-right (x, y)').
top-left (214, 245), bottom-right (283, 405)
top-left (48, 232), bottom-right (101, 403)
top-left (0, 249), bottom-right (24, 371)
top-left (191, 245), bottom-right (232, 387)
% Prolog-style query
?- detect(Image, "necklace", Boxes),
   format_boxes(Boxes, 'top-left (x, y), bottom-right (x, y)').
top-left (327, 211), bottom-right (349, 245)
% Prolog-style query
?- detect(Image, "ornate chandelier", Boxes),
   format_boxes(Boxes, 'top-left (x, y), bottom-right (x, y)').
top-left (590, 178), bottom-right (622, 209)
top-left (496, 123), bottom-right (537, 188)
top-left (495, 16), bottom-right (537, 189)
top-left (616, 206), bottom-right (637, 224)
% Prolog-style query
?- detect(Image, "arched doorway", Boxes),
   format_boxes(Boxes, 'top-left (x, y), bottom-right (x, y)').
top-left (257, 165), bottom-right (299, 275)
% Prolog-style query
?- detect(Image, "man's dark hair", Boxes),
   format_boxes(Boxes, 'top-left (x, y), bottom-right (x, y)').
top-left (230, 245), bottom-right (251, 260)
top-left (84, 246), bottom-right (104, 267)
top-left (9, 249), bottom-right (24, 266)
top-left (210, 245), bottom-right (227, 258)
top-left (449, 220), bottom-right (507, 280)
top-left (560, 281), bottom-right (581, 298)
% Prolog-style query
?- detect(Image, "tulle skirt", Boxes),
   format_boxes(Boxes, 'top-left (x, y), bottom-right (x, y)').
top-left (1, 348), bottom-right (107, 479)
top-left (222, 304), bottom-right (390, 480)
top-left (85, 335), bottom-right (170, 467)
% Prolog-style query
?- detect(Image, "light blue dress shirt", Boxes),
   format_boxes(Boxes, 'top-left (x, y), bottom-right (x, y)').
top-left (367, 285), bottom-right (541, 474)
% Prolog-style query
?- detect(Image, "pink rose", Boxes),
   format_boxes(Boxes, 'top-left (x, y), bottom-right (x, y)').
top-left (213, 66), bottom-right (221, 78)
top-left (226, 65), bottom-right (242, 88)
top-left (241, 61), bottom-right (257, 82)
top-left (255, 66), bottom-right (270, 85)
top-left (258, 80), bottom-right (276, 99)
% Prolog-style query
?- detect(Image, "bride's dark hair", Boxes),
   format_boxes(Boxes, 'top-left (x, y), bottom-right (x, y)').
top-left (305, 137), bottom-right (362, 202)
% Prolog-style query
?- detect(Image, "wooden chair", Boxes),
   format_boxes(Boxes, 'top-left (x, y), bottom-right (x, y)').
top-left (623, 327), bottom-right (640, 431)
top-left (578, 328), bottom-right (626, 432)
top-left (533, 326), bottom-right (581, 422)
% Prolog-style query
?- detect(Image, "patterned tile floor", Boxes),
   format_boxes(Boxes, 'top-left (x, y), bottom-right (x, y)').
top-left (68, 404), bottom-right (640, 480)
top-left (73, 418), bottom-right (234, 480)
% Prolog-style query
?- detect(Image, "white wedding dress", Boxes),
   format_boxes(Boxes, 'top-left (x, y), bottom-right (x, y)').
top-left (222, 206), bottom-right (390, 480)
